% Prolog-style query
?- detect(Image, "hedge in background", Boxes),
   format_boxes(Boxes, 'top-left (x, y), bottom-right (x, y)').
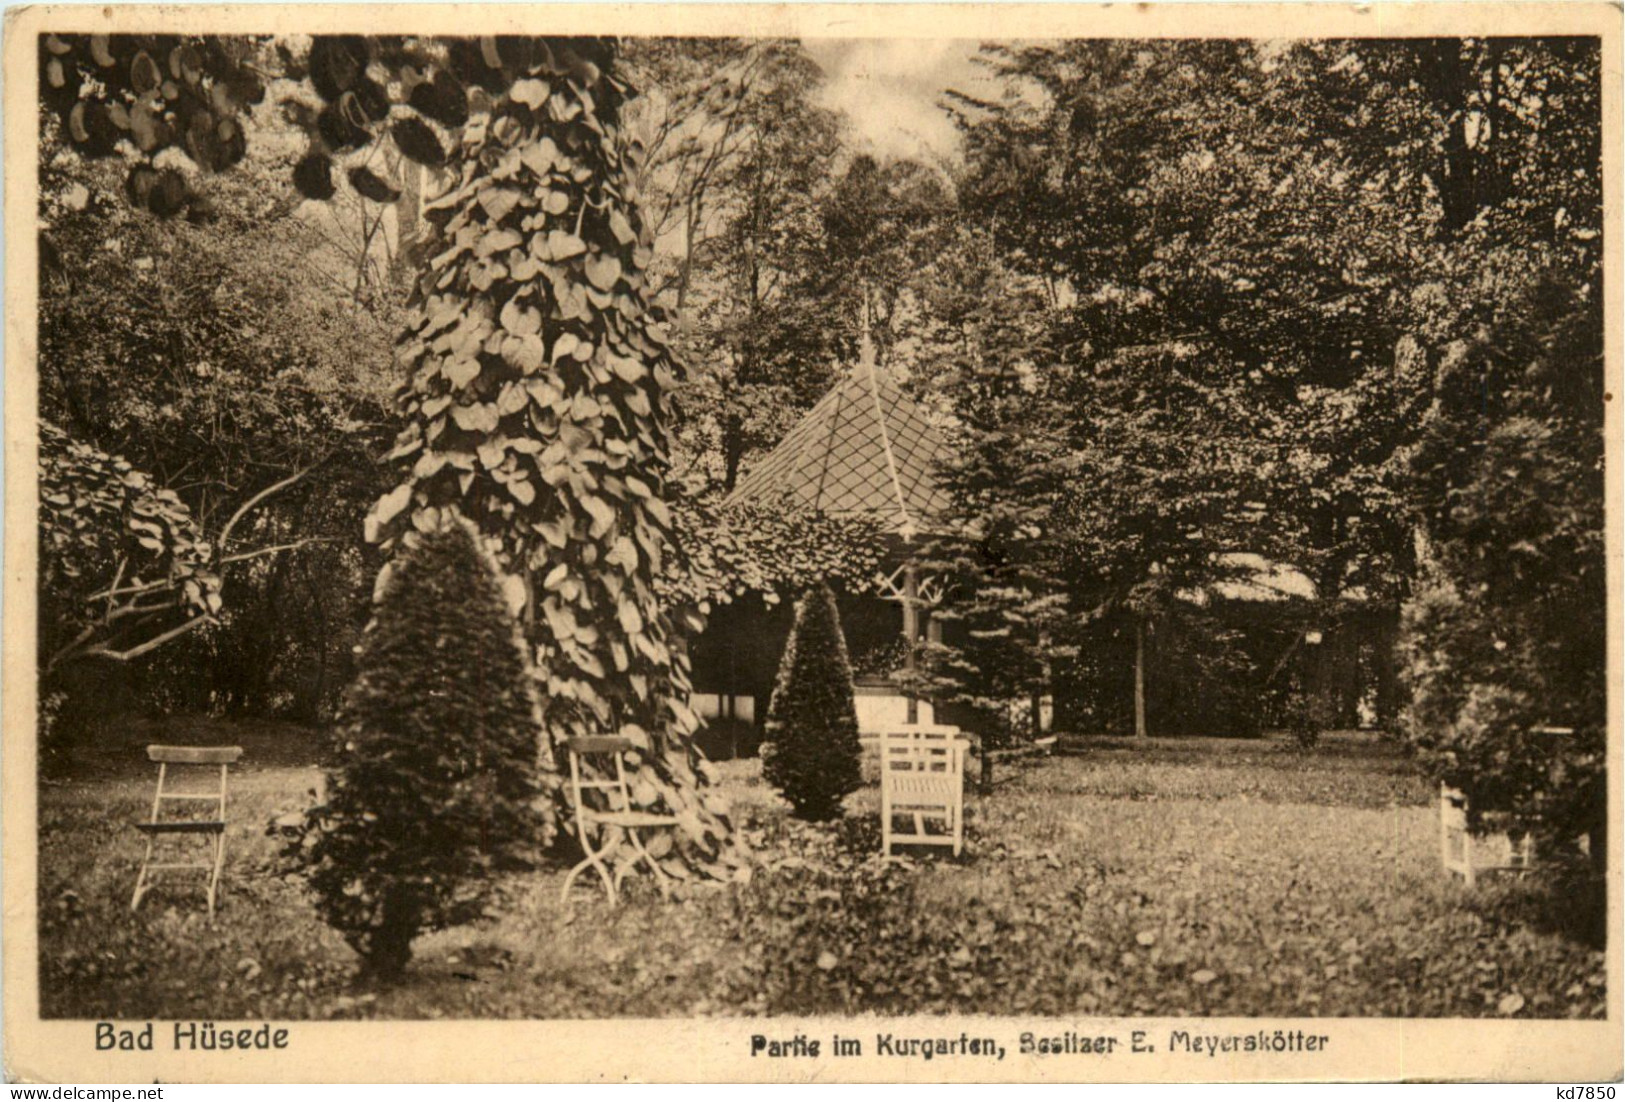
top-left (762, 582), bottom-right (862, 821)
top-left (300, 519), bottom-right (541, 978)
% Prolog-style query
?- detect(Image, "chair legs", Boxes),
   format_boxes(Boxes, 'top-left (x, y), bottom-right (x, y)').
top-left (206, 831), bottom-right (227, 917)
top-left (562, 827), bottom-right (672, 906)
top-left (130, 836), bottom-right (155, 911)
top-left (130, 830), bottom-right (226, 915)
top-left (881, 805), bottom-right (963, 857)
top-left (562, 819), bottom-right (618, 906)
top-left (625, 830), bottom-right (671, 900)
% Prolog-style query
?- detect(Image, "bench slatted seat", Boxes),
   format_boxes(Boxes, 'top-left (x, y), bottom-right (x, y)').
top-left (880, 725), bottom-right (967, 858)
top-left (130, 745), bottom-right (241, 916)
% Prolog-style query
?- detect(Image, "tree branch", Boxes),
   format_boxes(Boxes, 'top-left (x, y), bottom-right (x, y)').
top-left (216, 463), bottom-right (320, 552)
top-left (45, 623), bottom-right (102, 678)
top-left (80, 615), bottom-right (217, 665)
top-left (87, 576), bottom-right (175, 603)
top-left (106, 595), bottom-right (183, 622)
top-left (219, 536), bottom-right (334, 566)
top-left (103, 556), bottom-right (127, 619)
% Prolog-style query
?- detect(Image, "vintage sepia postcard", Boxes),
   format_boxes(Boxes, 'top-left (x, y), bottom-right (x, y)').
top-left (3, 1), bottom-right (1621, 1085)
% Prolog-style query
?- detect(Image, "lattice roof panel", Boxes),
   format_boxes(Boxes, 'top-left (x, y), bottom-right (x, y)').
top-left (724, 354), bottom-right (951, 536)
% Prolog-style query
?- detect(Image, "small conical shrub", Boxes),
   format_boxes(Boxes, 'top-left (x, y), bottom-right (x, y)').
top-left (762, 581), bottom-right (862, 821)
top-left (301, 519), bottom-right (541, 979)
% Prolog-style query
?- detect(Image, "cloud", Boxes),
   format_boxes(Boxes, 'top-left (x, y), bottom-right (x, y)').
top-left (803, 39), bottom-right (988, 164)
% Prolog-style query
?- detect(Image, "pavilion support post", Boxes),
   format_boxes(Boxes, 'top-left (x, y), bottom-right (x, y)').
top-left (903, 563), bottom-right (920, 725)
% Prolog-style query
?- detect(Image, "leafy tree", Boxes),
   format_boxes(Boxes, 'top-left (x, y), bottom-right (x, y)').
top-left (37, 115), bottom-right (399, 723)
top-left (39, 92), bottom-right (445, 722)
top-left (621, 38), bottom-right (806, 316)
top-left (948, 42), bottom-right (1333, 733)
top-left (301, 520), bottom-right (541, 979)
top-left (916, 229), bottom-right (1071, 780)
top-left (946, 37), bottom-right (1603, 741)
top-left (815, 154), bottom-right (953, 366)
top-left (762, 582), bottom-right (862, 821)
top-left (357, 37), bottom-right (741, 877)
top-left (622, 39), bottom-right (848, 492)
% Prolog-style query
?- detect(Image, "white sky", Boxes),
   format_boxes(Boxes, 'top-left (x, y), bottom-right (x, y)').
top-left (801, 39), bottom-right (991, 165)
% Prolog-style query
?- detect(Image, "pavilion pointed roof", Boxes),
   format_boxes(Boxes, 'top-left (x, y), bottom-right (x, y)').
top-left (724, 342), bottom-right (950, 539)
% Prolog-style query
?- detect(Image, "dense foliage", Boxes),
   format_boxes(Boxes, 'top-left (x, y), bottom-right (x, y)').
top-left (670, 501), bottom-right (888, 614)
top-left (39, 34), bottom-right (267, 217)
top-left (42, 32), bottom-right (748, 876)
top-left (34, 30), bottom-right (1605, 902)
top-left (913, 230), bottom-right (1071, 746)
top-left (299, 522), bottom-right (542, 978)
top-left (620, 39), bottom-right (845, 491)
top-left (39, 421), bottom-right (222, 680)
top-left (936, 37), bottom-right (1605, 770)
top-left (763, 582), bottom-right (863, 821)
top-left (1400, 273), bottom-right (1606, 867)
top-left (38, 95), bottom-right (400, 726)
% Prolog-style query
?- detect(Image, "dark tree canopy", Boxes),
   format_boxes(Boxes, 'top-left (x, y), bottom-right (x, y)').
top-left (40, 34), bottom-right (627, 217)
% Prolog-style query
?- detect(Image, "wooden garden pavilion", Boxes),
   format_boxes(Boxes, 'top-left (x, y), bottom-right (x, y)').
top-left (691, 337), bottom-right (952, 734)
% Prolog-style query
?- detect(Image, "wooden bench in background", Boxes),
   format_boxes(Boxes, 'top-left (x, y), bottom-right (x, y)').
top-left (1439, 727), bottom-right (1574, 886)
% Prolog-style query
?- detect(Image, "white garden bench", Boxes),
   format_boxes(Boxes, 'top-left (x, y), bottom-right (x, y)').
top-left (879, 725), bottom-right (968, 858)
top-left (1439, 783), bottom-right (1536, 887)
top-left (1439, 726), bottom-right (1572, 886)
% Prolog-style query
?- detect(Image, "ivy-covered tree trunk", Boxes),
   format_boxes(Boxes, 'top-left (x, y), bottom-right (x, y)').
top-left (364, 38), bottom-right (739, 880)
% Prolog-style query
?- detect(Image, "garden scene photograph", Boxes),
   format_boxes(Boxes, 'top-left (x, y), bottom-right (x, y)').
top-left (26, 28), bottom-right (1610, 1024)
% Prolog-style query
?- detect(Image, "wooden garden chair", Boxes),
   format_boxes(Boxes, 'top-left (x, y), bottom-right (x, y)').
top-left (130, 745), bottom-right (242, 916)
top-left (560, 734), bottom-right (681, 906)
top-left (880, 725), bottom-right (967, 858)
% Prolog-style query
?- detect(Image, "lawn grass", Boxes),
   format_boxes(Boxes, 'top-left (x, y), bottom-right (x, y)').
top-left (36, 719), bottom-right (1606, 1020)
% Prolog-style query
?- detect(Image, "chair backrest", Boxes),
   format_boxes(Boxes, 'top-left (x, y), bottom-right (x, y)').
top-left (143, 744), bottom-right (241, 825)
top-left (563, 735), bottom-right (636, 817)
top-left (880, 726), bottom-right (965, 781)
top-left (148, 745), bottom-right (243, 764)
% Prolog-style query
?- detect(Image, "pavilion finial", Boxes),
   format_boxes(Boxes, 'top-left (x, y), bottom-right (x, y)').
top-left (859, 289), bottom-right (876, 369)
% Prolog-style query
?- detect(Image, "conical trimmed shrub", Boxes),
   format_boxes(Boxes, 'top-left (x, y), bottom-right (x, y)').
top-left (762, 582), bottom-right (863, 821)
top-left (301, 520), bottom-right (542, 979)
